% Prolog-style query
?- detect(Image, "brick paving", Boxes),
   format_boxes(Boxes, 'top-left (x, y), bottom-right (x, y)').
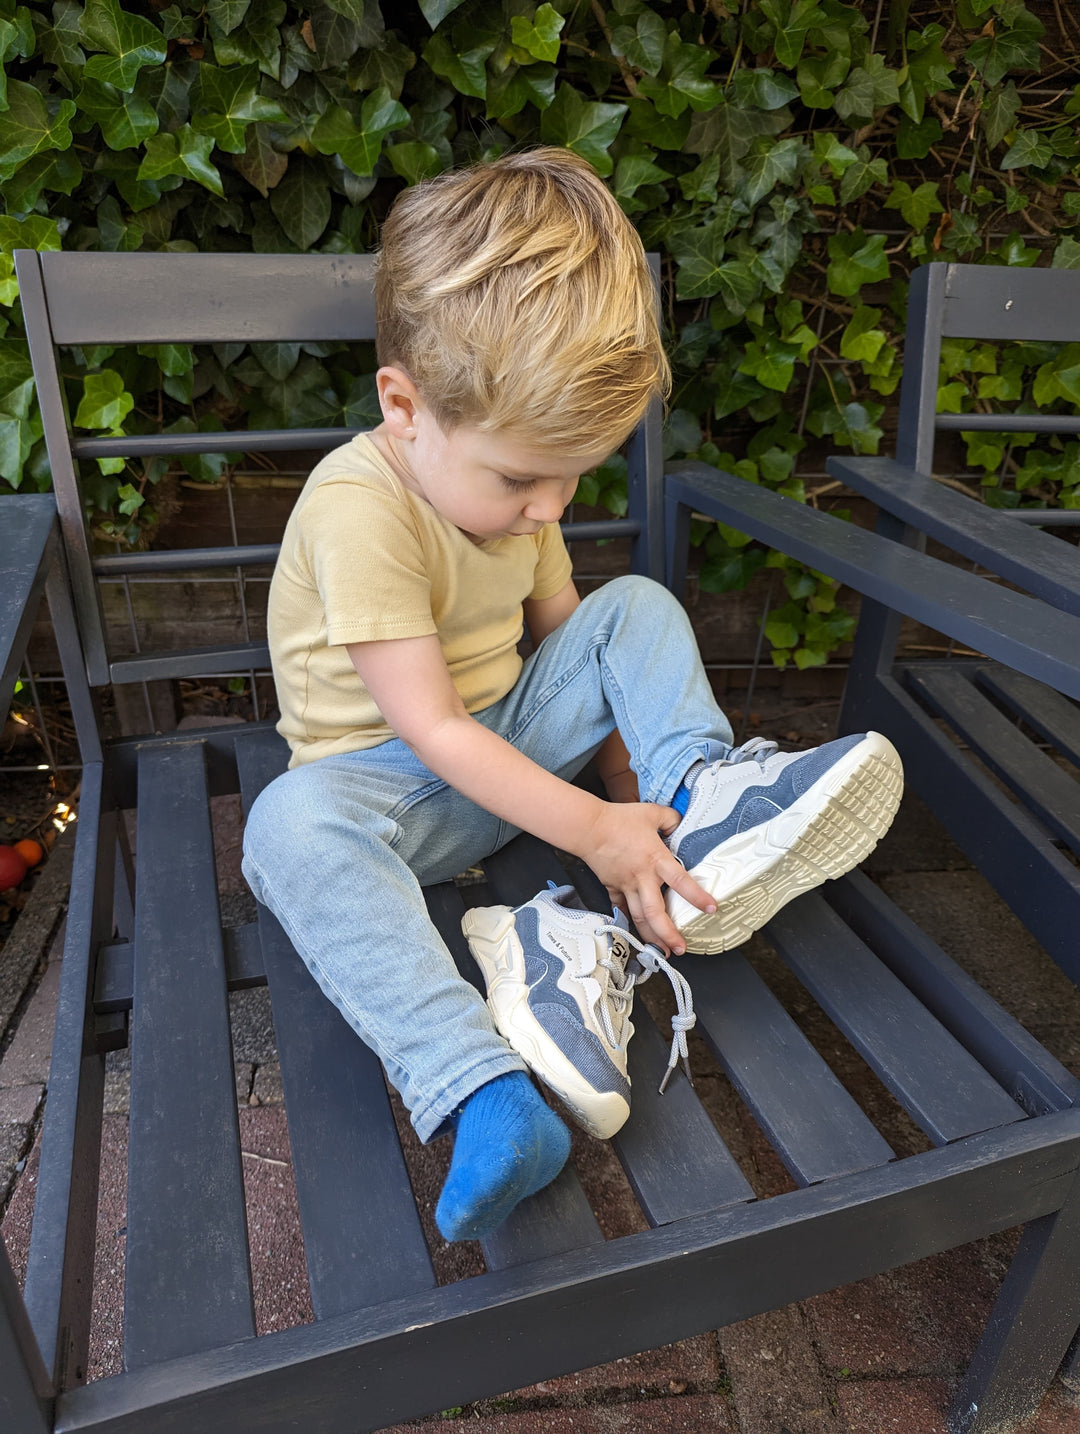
top-left (4, 784), bottom-right (1080, 1432)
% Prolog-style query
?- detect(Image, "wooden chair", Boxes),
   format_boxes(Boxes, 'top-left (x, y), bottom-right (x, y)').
top-left (4, 251), bottom-right (1080, 1434)
top-left (832, 263), bottom-right (1080, 984)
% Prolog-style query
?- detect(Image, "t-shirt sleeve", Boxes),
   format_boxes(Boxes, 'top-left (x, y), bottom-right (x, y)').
top-left (300, 478), bottom-right (438, 647)
top-left (528, 520), bottom-right (574, 601)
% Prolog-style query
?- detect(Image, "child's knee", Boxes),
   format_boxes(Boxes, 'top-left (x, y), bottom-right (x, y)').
top-left (587, 572), bottom-right (686, 626)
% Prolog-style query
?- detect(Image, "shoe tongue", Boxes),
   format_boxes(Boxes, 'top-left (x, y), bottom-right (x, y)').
top-left (540, 882), bottom-right (595, 921)
top-left (611, 907), bottom-right (631, 932)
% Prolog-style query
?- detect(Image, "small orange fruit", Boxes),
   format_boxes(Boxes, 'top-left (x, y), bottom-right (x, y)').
top-left (14, 838), bottom-right (44, 868)
top-left (0, 845), bottom-right (28, 889)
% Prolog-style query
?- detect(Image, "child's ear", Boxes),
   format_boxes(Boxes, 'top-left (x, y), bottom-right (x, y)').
top-left (376, 365), bottom-right (422, 438)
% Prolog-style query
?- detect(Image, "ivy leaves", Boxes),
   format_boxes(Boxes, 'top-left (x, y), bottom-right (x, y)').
top-left (965, 5), bottom-right (1045, 87)
top-left (540, 86), bottom-right (625, 176)
top-left (0, 82), bottom-right (76, 182)
top-left (2, 0), bottom-right (1079, 658)
top-left (82, 0), bottom-right (167, 91)
top-left (312, 88), bottom-right (410, 178)
top-left (193, 64), bottom-right (289, 154)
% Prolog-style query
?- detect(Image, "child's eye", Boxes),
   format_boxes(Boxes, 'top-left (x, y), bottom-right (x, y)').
top-left (499, 474), bottom-right (537, 492)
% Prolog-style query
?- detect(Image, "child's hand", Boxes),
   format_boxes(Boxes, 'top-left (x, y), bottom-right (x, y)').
top-left (580, 802), bottom-right (716, 956)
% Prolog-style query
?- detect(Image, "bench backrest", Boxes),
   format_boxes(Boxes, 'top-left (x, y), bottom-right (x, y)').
top-left (898, 261), bottom-right (1080, 480)
top-left (15, 250), bottom-right (664, 692)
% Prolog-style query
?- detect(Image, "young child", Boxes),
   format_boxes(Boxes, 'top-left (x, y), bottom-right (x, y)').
top-left (242, 147), bottom-right (903, 1244)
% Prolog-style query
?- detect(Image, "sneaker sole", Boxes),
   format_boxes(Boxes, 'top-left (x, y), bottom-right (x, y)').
top-left (462, 905), bottom-right (631, 1140)
top-left (666, 732), bottom-right (904, 954)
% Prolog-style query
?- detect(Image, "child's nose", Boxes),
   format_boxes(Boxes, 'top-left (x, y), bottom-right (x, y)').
top-left (524, 491), bottom-right (567, 522)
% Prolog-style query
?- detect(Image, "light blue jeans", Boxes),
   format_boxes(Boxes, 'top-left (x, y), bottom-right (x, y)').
top-left (242, 575), bottom-right (734, 1141)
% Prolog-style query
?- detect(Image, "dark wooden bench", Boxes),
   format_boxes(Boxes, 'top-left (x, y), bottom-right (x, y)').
top-left (3, 251), bottom-right (1080, 1434)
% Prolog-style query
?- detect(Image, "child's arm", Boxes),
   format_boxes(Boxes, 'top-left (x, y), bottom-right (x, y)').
top-left (347, 632), bottom-right (715, 954)
top-left (523, 580), bottom-right (638, 803)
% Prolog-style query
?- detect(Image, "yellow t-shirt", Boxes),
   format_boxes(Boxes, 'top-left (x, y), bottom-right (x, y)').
top-left (269, 433), bottom-right (574, 766)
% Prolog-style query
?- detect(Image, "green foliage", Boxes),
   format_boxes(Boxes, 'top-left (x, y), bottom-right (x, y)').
top-left (2, 0), bottom-right (1079, 663)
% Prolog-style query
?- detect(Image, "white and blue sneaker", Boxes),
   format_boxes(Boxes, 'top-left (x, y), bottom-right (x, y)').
top-left (664, 731), bottom-right (903, 954)
top-left (462, 884), bottom-right (697, 1139)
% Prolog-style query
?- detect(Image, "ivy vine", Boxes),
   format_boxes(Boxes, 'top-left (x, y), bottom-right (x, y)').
top-left (1, 0), bottom-right (1078, 668)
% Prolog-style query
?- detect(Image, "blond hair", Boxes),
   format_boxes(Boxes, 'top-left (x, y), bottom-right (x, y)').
top-left (374, 147), bottom-right (670, 453)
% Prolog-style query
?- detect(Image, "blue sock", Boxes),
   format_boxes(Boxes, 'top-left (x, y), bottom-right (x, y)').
top-left (670, 759), bottom-right (706, 817)
top-left (435, 1071), bottom-right (571, 1242)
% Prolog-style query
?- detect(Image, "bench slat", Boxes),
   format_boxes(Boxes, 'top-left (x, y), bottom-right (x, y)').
top-left (765, 894), bottom-right (1025, 1144)
top-left (423, 878), bottom-right (606, 1269)
top-left (827, 456), bottom-right (1080, 616)
top-left (975, 665), bottom-right (1080, 770)
top-left (680, 950), bottom-right (895, 1186)
top-left (826, 872), bottom-right (1079, 1116)
top-left (125, 742), bottom-right (255, 1369)
top-left (908, 666), bottom-right (1080, 854)
top-left (236, 730), bottom-right (436, 1315)
top-left (475, 835), bottom-right (756, 1223)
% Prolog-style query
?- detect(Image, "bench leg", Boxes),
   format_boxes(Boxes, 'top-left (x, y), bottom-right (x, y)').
top-left (947, 1167), bottom-right (1080, 1433)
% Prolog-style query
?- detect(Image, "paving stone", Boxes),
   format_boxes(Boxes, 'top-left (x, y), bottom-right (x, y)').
top-left (209, 789), bottom-right (248, 895)
top-left (88, 1114), bottom-right (128, 1380)
top-left (251, 1060), bottom-right (283, 1105)
top-left (229, 984), bottom-right (278, 1064)
top-left (0, 1083), bottom-right (42, 1125)
top-left (103, 1068), bottom-right (130, 1115)
top-left (0, 1120), bottom-right (29, 1206)
top-left (720, 1304), bottom-right (841, 1433)
top-left (803, 1240), bottom-right (1006, 1379)
top-left (834, 1376), bottom-right (951, 1433)
top-left (237, 1105), bottom-right (313, 1336)
top-left (2, 1121), bottom-right (38, 1291)
top-left (220, 887), bottom-right (258, 929)
top-left (384, 1393), bottom-right (735, 1433)
top-left (1024, 1386), bottom-right (1080, 1433)
top-left (0, 956), bottom-right (62, 1088)
top-left (508, 1333), bottom-right (720, 1403)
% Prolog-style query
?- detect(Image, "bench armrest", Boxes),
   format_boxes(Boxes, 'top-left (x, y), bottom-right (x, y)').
top-left (0, 495), bottom-right (57, 717)
top-left (826, 454), bottom-right (1080, 618)
top-left (665, 461), bottom-right (1080, 699)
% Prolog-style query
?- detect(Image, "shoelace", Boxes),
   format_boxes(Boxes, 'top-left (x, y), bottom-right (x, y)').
top-left (593, 923), bottom-right (698, 1094)
top-left (724, 735), bottom-right (779, 766)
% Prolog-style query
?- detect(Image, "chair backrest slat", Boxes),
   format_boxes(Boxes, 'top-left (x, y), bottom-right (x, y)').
top-left (39, 252), bottom-right (378, 344)
top-left (940, 264), bottom-right (1080, 342)
top-left (901, 262), bottom-right (1080, 483)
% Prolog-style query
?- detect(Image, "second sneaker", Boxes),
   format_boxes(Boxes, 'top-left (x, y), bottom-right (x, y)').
top-left (462, 884), bottom-right (637, 1139)
top-left (664, 731), bottom-right (903, 954)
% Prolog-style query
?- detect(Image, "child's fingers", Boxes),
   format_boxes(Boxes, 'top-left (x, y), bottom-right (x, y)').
top-left (628, 890), bottom-right (686, 957)
top-left (605, 886), bottom-right (629, 920)
top-left (665, 862), bottom-right (717, 917)
top-left (652, 804), bottom-right (682, 838)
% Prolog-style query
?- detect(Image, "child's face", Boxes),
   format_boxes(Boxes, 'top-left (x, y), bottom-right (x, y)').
top-left (375, 367), bottom-right (612, 540)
